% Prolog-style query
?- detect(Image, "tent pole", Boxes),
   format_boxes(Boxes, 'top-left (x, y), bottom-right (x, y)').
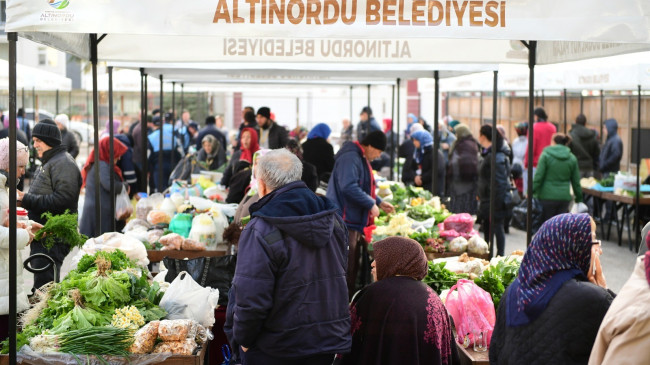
top-left (636, 85), bottom-right (642, 247)
top-left (367, 84), bottom-right (371, 109)
top-left (541, 89), bottom-right (545, 106)
top-left (476, 91), bottom-right (483, 123)
top-left (8, 31), bottom-right (18, 365)
top-left (600, 90), bottom-right (604, 145)
top-left (108, 66), bottom-right (116, 232)
top-left (524, 40), bottom-right (537, 246)
top-left (580, 93), bottom-right (584, 114)
top-left (433, 71), bottom-right (440, 195)
top-left (140, 69), bottom-right (147, 193)
top-left (390, 83), bottom-right (395, 181)
top-left (349, 85), bottom-right (353, 123)
top-left (56, 89), bottom-right (59, 115)
top-left (90, 34), bottom-right (101, 237)
top-left (181, 83), bottom-right (185, 112)
top-left (396, 78), bottom-right (401, 182)
top-left (158, 75), bottom-right (164, 193)
top-left (489, 70), bottom-right (499, 258)
top-left (171, 82), bottom-right (176, 167)
top-left (562, 89), bottom-right (568, 134)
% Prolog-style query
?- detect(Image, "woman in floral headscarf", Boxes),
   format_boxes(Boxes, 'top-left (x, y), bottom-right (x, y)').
top-left (341, 237), bottom-right (459, 365)
top-left (490, 213), bottom-right (613, 365)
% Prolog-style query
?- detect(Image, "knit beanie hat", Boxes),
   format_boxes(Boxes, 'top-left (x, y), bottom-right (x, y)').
top-left (361, 131), bottom-right (387, 151)
top-left (32, 119), bottom-right (62, 147)
top-left (257, 107), bottom-right (271, 120)
top-left (0, 138), bottom-right (29, 171)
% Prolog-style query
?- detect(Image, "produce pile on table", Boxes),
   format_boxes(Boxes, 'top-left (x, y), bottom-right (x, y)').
top-left (4, 249), bottom-right (213, 360)
top-left (423, 252), bottom-right (523, 310)
top-left (119, 191), bottom-right (234, 252)
top-left (372, 183), bottom-right (488, 255)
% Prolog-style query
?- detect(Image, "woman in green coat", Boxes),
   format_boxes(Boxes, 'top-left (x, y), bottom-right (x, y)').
top-left (533, 133), bottom-right (583, 223)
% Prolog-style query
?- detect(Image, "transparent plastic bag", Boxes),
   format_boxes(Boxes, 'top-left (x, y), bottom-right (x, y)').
top-left (115, 185), bottom-right (133, 221)
top-left (159, 272), bottom-right (220, 327)
top-left (445, 279), bottom-right (496, 348)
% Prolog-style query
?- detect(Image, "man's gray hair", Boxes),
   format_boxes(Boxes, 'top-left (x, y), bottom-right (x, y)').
top-left (257, 149), bottom-right (302, 191)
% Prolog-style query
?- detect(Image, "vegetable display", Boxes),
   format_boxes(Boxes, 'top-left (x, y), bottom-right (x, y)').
top-left (422, 261), bottom-right (468, 295)
top-left (35, 210), bottom-right (87, 249)
top-left (1, 249), bottom-right (167, 355)
top-left (473, 257), bottom-right (521, 309)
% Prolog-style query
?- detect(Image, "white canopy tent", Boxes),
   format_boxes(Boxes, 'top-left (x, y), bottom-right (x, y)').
top-left (4, 1), bottom-right (650, 359)
top-left (0, 59), bottom-right (72, 91)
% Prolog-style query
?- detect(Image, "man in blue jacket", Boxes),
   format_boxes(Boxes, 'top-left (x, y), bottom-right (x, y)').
top-left (327, 131), bottom-right (395, 298)
top-left (226, 149), bottom-right (350, 365)
top-left (599, 118), bottom-right (623, 176)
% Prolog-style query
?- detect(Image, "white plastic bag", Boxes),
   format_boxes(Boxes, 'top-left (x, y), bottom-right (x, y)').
top-left (571, 202), bottom-right (589, 214)
top-left (115, 185), bottom-right (133, 221)
top-left (71, 232), bottom-right (149, 267)
top-left (188, 214), bottom-right (218, 249)
top-left (159, 272), bottom-right (219, 327)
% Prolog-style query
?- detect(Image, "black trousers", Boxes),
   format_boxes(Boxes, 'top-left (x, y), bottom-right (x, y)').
top-left (540, 200), bottom-right (571, 225)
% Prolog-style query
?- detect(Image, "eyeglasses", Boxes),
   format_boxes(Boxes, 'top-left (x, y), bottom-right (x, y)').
top-left (17, 146), bottom-right (28, 153)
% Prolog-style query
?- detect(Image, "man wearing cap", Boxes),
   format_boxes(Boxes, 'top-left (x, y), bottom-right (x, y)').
top-left (256, 107), bottom-right (288, 149)
top-left (17, 119), bottom-right (82, 290)
top-left (148, 113), bottom-right (184, 192)
top-left (356, 106), bottom-right (382, 142)
top-left (327, 131), bottom-right (395, 298)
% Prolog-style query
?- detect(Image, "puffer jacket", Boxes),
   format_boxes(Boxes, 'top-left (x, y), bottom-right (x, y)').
top-left (0, 173), bottom-right (31, 315)
top-left (533, 144), bottom-right (583, 203)
top-left (22, 146), bottom-right (82, 224)
top-left (490, 278), bottom-right (614, 365)
top-left (327, 141), bottom-right (381, 233)
top-left (226, 181), bottom-right (350, 359)
top-left (569, 124), bottom-right (600, 172)
top-left (599, 119), bottom-right (623, 175)
top-left (478, 143), bottom-right (510, 220)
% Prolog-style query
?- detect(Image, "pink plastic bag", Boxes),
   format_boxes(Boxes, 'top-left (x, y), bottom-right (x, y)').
top-left (439, 229), bottom-right (461, 240)
top-left (445, 279), bottom-right (496, 348)
top-left (443, 213), bottom-right (474, 234)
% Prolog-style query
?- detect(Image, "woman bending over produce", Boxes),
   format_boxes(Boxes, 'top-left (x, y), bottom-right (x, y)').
top-left (341, 236), bottom-right (459, 365)
top-left (490, 213), bottom-right (613, 365)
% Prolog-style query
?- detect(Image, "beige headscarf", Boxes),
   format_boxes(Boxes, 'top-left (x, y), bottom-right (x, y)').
top-left (450, 123), bottom-right (472, 154)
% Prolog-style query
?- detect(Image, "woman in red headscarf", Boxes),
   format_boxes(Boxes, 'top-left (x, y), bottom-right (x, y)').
top-left (221, 128), bottom-right (260, 193)
top-left (79, 137), bottom-right (129, 237)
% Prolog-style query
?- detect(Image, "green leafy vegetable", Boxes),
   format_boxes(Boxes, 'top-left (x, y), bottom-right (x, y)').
top-left (35, 210), bottom-right (87, 249)
top-left (75, 250), bottom-right (136, 274)
top-left (0, 332), bottom-right (29, 354)
top-left (59, 326), bottom-right (133, 357)
top-left (407, 204), bottom-right (435, 221)
top-left (474, 258), bottom-right (521, 309)
top-left (422, 261), bottom-right (468, 295)
top-left (50, 290), bottom-right (110, 334)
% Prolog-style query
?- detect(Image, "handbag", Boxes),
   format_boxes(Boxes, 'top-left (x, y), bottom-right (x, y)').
top-left (164, 255), bottom-right (237, 306)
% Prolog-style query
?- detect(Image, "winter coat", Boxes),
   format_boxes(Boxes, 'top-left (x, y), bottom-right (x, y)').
top-left (61, 128), bottom-right (79, 158)
top-left (197, 147), bottom-right (226, 171)
top-left (115, 134), bottom-right (138, 196)
top-left (327, 142), bottom-right (381, 233)
top-left (533, 144), bottom-right (583, 203)
top-left (221, 150), bottom-right (242, 188)
top-left (22, 147), bottom-right (82, 224)
top-left (569, 124), bottom-right (600, 173)
top-left (302, 137), bottom-right (335, 182)
top-left (0, 173), bottom-right (31, 315)
top-left (301, 160), bottom-right (319, 192)
top-left (79, 161), bottom-right (127, 237)
top-left (589, 257), bottom-right (650, 365)
top-left (525, 121), bottom-right (557, 168)
top-left (340, 125), bottom-right (354, 144)
top-left (259, 121), bottom-right (289, 150)
top-left (599, 119), bottom-right (623, 175)
top-left (148, 124), bottom-right (184, 192)
top-left (478, 143), bottom-right (510, 220)
top-left (411, 145), bottom-right (446, 197)
top-left (447, 136), bottom-right (479, 194)
top-left (226, 181), bottom-right (350, 359)
top-left (356, 117), bottom-right (382, 142)
top-left (399, 140), bottom-right (416, 185)
top-left (490, 278), bottom-right (614, 365)
top-left (438, 129), bottom-right (456, 162)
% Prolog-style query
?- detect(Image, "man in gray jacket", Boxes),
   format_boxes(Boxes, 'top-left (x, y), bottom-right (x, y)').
top-left (18, 119), bottom-right (82, 290)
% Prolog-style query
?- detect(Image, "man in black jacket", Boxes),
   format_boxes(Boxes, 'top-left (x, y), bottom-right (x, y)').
top-left (54, 114), bottom-right (80, 159)
top-left (569, 114), bottom-right (600, 177)
top-left (256, 107), bottom-right (288, 149)
top-left (18, 119), bottom-right (82, 290)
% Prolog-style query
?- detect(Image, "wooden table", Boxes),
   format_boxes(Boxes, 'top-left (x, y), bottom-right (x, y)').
top-left (457, 343), bottom-right (490, 365)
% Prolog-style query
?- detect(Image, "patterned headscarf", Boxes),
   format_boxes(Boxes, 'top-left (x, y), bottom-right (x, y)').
top-left (373, 236), bottom-right (428, 281)
top-left (506, 213), bottom-right (593, 327)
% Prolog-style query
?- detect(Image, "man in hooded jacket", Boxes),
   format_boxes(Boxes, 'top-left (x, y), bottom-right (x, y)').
top-left (569, 114), bottom-right (600, 177)
top-left (599, 118), bottom-right (623, 176)
top-left (225, 149), bottom-right (350, 365)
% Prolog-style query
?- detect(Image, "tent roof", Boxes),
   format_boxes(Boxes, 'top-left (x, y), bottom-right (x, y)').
top-left (7, 0), bottom-right (650, 66)
top-left (0, 59), bottom-right (72, 91)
